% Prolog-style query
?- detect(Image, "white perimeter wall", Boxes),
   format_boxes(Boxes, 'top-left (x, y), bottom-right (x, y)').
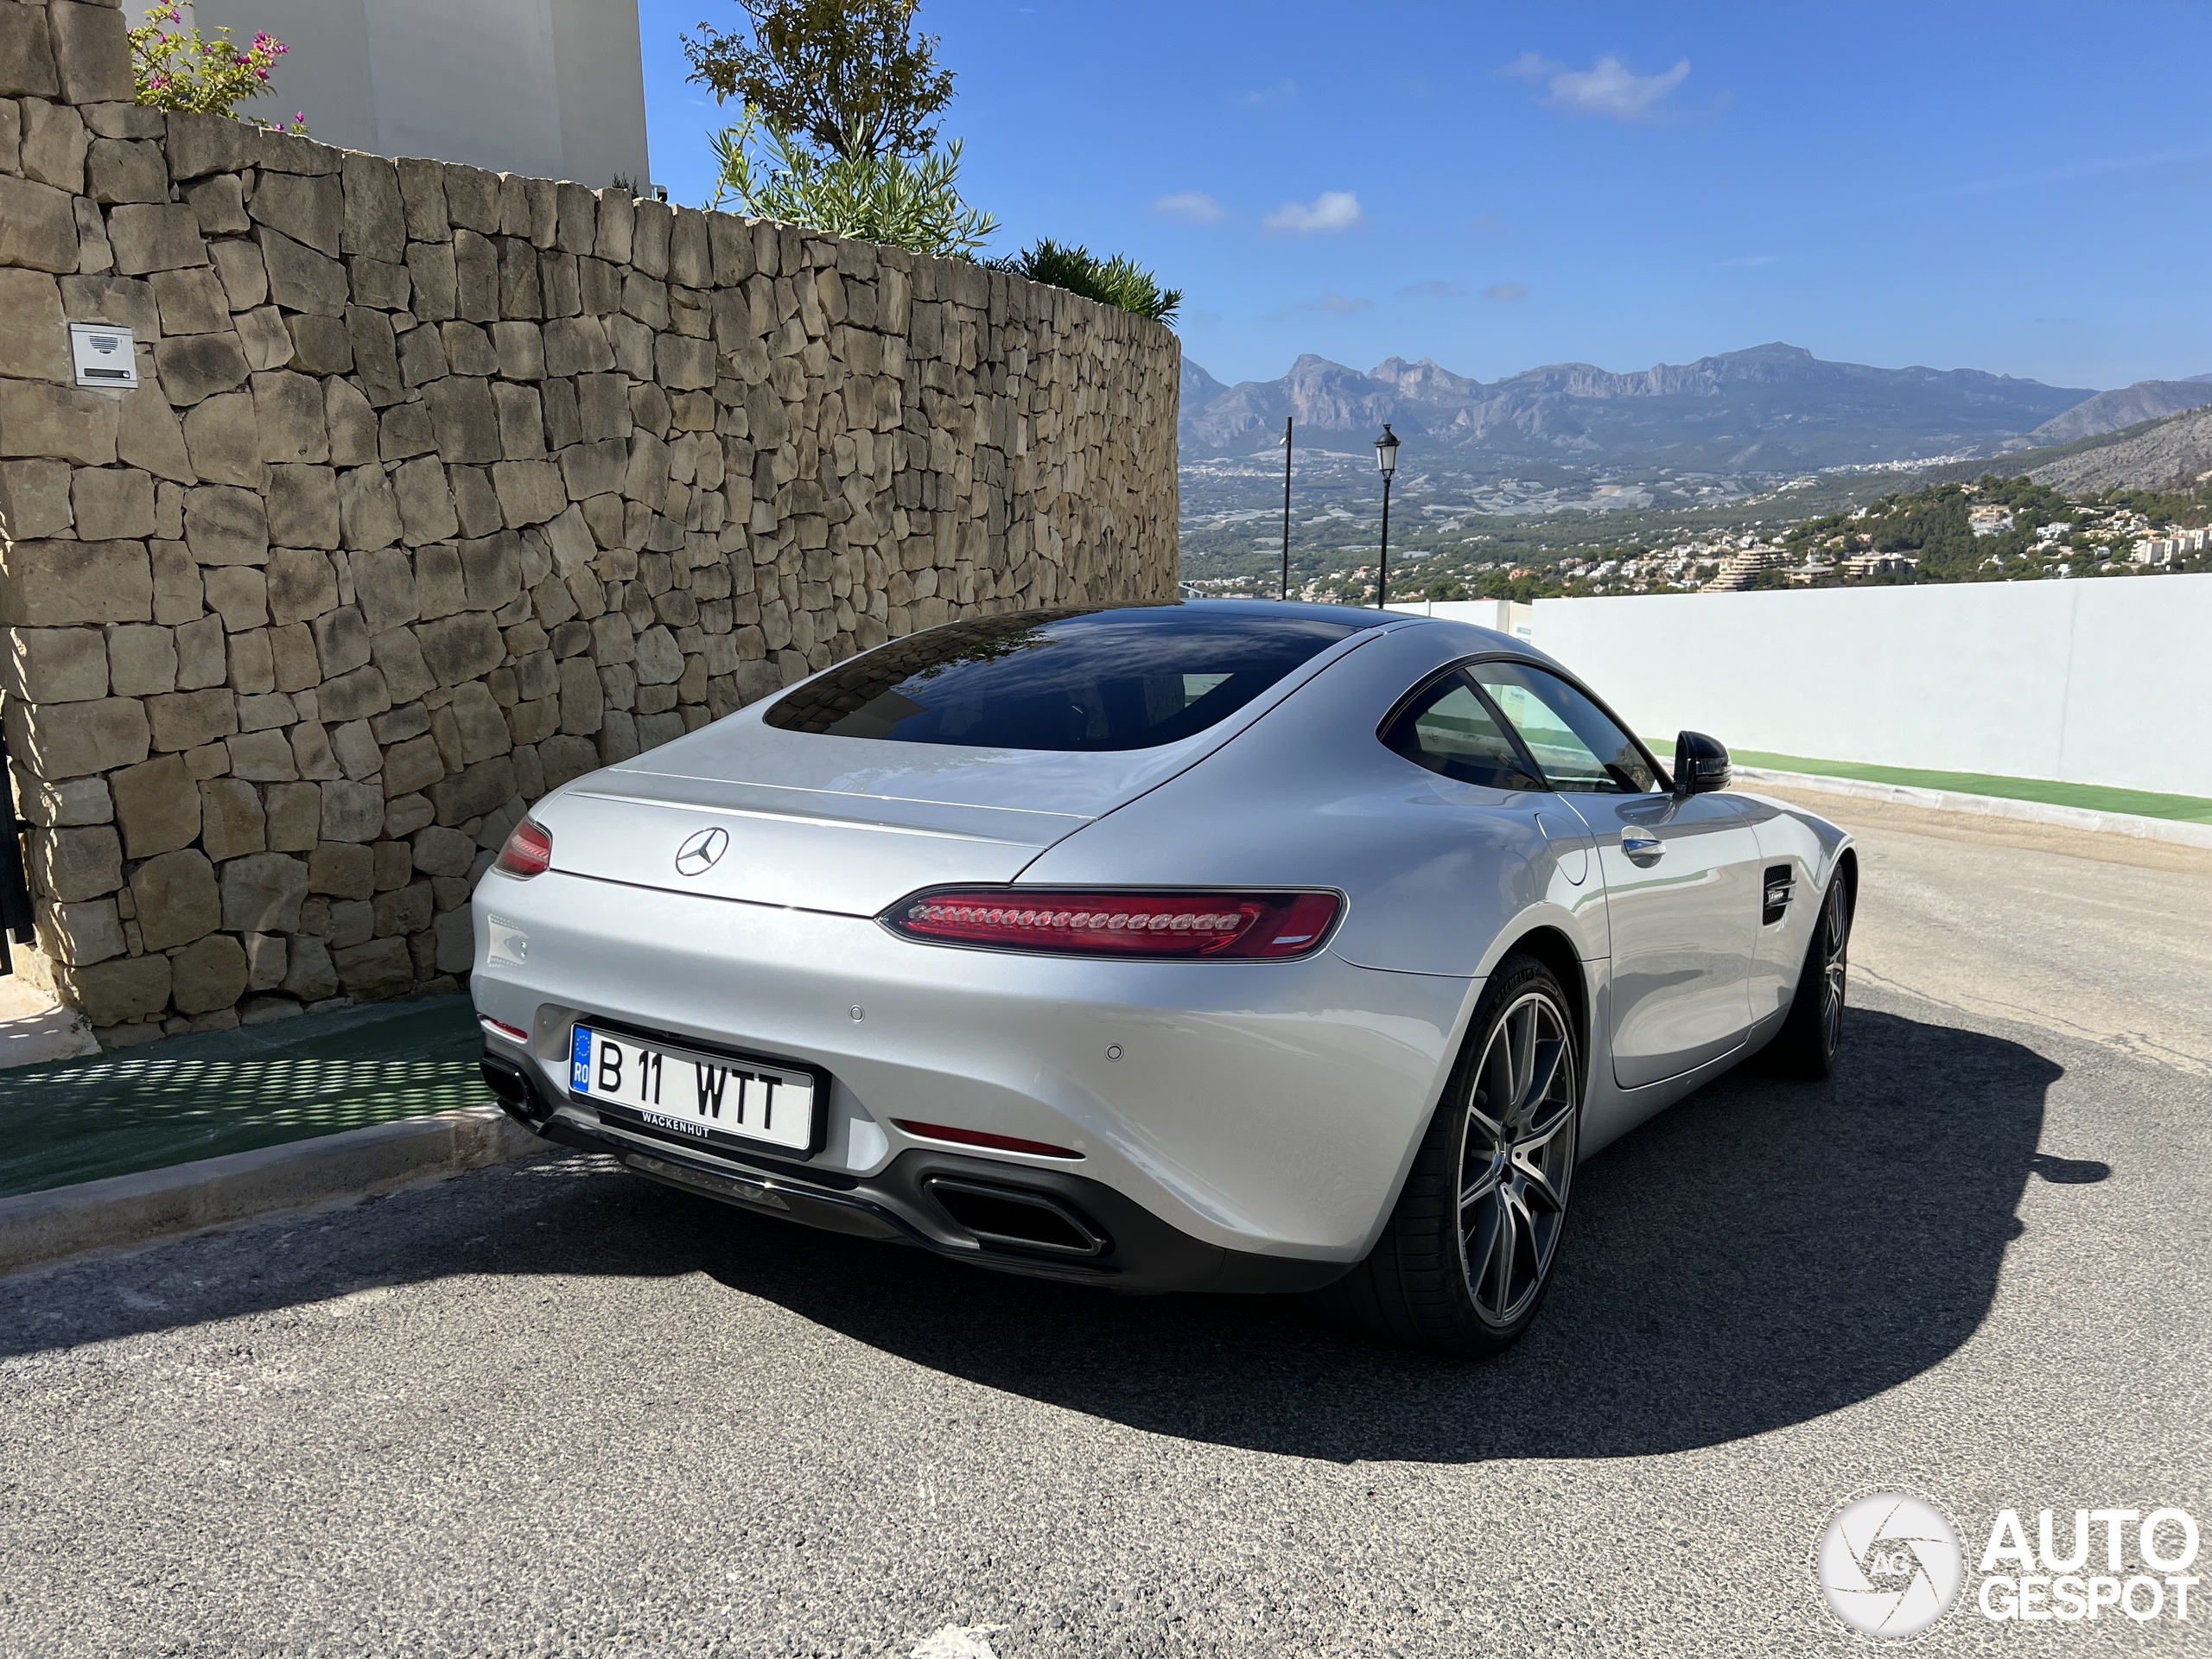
top-left (136, 0), bottom-right (651, 189)
top-left (1523, 575), bottom-right (2212, 798)
top-left (1385, 599), bottom-right (1535, 642)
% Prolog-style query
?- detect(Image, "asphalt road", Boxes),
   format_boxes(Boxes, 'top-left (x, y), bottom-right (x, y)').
top-left (3, 792), bottom-right (2208, 1658)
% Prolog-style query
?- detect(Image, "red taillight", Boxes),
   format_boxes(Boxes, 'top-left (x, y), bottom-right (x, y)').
top-left (493, 817), bottom-right (552, 878)
top-left (883, 888), bottom-right (1342, 960)
top-left (893, 1120), bottom-right (1084, 1160)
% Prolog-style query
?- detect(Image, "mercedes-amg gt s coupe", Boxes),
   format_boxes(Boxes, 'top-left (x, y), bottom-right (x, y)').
top-left (471, 602), bottom-right (1854, 1356)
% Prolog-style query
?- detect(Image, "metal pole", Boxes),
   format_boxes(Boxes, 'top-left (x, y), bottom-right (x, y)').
top-left (1376, 474), bottom-right (1393, 608)
top-left (1280, 416), bottom-right (1294, 601)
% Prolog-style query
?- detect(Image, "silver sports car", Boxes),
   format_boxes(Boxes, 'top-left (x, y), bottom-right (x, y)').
top-left (470, 601), bottom-right (1854, 1356)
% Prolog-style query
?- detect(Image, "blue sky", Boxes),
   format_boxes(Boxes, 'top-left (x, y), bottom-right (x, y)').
top-left (637, 1), bottom-right (2212, 394)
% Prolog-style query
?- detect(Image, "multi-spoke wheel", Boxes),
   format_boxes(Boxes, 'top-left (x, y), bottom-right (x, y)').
top-left (1319, 951), bottom-right (1581, 1357)
top-left (1763, 869), bottom-right (1853, 1079)
top-left (1458, 989), bottom-right (1577, 1331)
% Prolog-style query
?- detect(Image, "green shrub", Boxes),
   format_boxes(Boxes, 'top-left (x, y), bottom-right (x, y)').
top-left (709, 108), bottom-right (996, 260)
top-left (995, 239), bottom-right (1180, 325)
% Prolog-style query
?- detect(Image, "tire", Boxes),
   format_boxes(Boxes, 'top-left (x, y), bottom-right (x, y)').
top-left (1761, 871), bottom-right (1853, 1079)
top-left (1318, 951), bottom-right (1580, 1358)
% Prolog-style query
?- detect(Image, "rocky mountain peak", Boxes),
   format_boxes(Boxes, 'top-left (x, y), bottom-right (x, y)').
top-left (1181, 343), bottom-right (2098, 471)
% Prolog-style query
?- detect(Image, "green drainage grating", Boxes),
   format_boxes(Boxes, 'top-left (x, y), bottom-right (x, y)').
top-left (0, 995), bottom-right (489, 1199)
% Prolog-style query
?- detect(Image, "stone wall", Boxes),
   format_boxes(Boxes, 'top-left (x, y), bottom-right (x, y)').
top-left (0, 0), bottom-right (1179, 1044)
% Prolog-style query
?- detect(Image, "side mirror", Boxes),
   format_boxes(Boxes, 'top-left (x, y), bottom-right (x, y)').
top-left (1674, 730), bottom-right (1732, 794)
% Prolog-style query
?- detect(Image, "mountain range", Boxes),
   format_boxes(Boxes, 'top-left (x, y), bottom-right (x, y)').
top-left (2012, 401), bottom-right (2212, 494)
top-left (1179, 343), bottom-right (2212, 478)
top-left (2019, 377), bottom-right (2212, 446)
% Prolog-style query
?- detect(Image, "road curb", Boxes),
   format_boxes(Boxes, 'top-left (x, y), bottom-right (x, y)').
top-left (1735, 767), bottom-right (2212, 849)
top-left (0, 1105), bottom-right (546, 1278)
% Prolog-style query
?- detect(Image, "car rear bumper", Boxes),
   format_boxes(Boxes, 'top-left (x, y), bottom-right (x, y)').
top-left (481, 1050), bottom-right (1354, 1294)
top-left (468, 868), bottom-right (1474, 1261)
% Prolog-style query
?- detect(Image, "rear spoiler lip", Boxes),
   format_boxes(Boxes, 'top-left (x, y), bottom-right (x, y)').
top-left (563, 787), bottom-right (1071, 848)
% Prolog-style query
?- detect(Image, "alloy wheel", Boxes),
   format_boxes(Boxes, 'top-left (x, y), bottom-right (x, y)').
top-left (1459, 990), bottom-right (1577, 1329)
top-left (1819, 880), bottom-right (1852, 1058)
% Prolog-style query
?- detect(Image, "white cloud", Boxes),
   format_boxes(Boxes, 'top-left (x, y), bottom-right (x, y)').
top-left (1504, 52), bottom-right (1691, 122)
top-left (1319, 294), bottom-right (1373, 314)
top-left (1264, 191), bottom-right (1366, 233)
top-left (1483, 282), bottom-right (1529, 302)
top-left (1153, 191), bottom-right (1225, 225)
top-left (1245, 79), bottom-right (1297, 105)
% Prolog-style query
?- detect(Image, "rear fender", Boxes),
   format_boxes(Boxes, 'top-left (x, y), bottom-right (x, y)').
top-left (1020, 622), bottom-right (1611, 977)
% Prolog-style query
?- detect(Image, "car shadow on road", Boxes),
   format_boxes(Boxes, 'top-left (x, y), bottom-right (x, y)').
top-left (672, 1004), bottom-right (2060, 1462)
top-left (1, 1007), bottom-right (2060, 1465)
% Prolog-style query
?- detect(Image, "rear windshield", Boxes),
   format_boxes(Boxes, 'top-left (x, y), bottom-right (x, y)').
top-left (765, 605), bottom-right (1382, 751)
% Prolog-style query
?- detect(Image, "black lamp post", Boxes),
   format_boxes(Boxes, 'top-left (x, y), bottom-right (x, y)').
top-left (1373, 423), bottom-right (1400, 608)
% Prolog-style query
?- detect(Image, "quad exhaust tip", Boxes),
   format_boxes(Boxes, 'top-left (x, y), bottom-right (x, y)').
top-left (478, 1056), bottom-right (543, 1124)
top-left (923, 1177), bottom-right (1110, 1258)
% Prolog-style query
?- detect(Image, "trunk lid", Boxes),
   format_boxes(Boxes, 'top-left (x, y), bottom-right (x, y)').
top-left (537, 717), bottom-right (1214, 916)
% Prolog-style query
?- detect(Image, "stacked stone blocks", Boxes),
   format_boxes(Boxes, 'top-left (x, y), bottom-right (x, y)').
top-left (0, 0), bottom-right (1180, 1042)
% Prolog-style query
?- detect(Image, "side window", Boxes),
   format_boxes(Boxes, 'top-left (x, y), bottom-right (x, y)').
top-left (1382, 673), bottom-right (1545, 792)
top-left (1470, 663), bottom-right (1660, 794)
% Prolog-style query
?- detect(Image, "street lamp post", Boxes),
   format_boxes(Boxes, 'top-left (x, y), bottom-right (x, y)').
top-left (1373, 423), bottom-right (1400, 608)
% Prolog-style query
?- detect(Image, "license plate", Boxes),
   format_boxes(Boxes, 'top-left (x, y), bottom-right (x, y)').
top-left (570, 1025), bottom-right (817, 1154)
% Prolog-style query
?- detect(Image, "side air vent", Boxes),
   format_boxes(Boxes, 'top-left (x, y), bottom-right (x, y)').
top-left (924, 1178), bottom-right (1110, 1258)
top-left (1762, 864), bottom-right (1796, 926)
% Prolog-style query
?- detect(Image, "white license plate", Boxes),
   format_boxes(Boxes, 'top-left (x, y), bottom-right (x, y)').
top-left (570, 1025), bottom-right (817, 1154)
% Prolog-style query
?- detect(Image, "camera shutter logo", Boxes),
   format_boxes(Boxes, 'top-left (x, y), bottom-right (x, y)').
top-left (1814, 1491), bottom-right (1965, 1641)
top-left (674, 827), bottom-right (729, 877)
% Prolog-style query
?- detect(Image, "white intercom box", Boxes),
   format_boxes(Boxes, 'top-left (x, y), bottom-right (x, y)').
top-left (69, 322), bottom-right (138, 390)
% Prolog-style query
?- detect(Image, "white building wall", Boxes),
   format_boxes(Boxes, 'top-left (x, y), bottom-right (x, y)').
top-left (365, 0), bottom-right (565, 180)
top-left (549, 0), bottom-right (654, 194)
top-left (1526, 576), bottom-right (2212, 798)
top-left (131, 0), bottom-right (649, 188)
top-left (1386, 599), bottom-right (1535, 642)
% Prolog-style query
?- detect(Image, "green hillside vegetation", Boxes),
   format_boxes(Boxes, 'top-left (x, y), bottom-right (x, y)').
top-left (1782, 475), bottom-right (2067, 581)
top-left (1777, 474), bottom-right (2212, 586)
top-left (1183, 464), bottom-right (2212, 604)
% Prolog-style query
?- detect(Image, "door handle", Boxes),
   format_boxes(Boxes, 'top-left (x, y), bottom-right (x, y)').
top-left (1621, 828), bottom-right (1663, 859)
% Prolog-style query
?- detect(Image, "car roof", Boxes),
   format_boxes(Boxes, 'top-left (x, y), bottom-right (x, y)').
top-left (1096, 598), bottom-right (1399, 631)
top-left (1061, 599), bottom-right (1599, 684)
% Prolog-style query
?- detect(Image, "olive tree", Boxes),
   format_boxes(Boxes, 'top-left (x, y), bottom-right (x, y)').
top-left (684, 0), bottom-right (956, 162)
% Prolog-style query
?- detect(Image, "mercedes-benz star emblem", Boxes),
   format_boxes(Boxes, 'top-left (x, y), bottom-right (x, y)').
top-left (673, 827), bottom-right (729, 877)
